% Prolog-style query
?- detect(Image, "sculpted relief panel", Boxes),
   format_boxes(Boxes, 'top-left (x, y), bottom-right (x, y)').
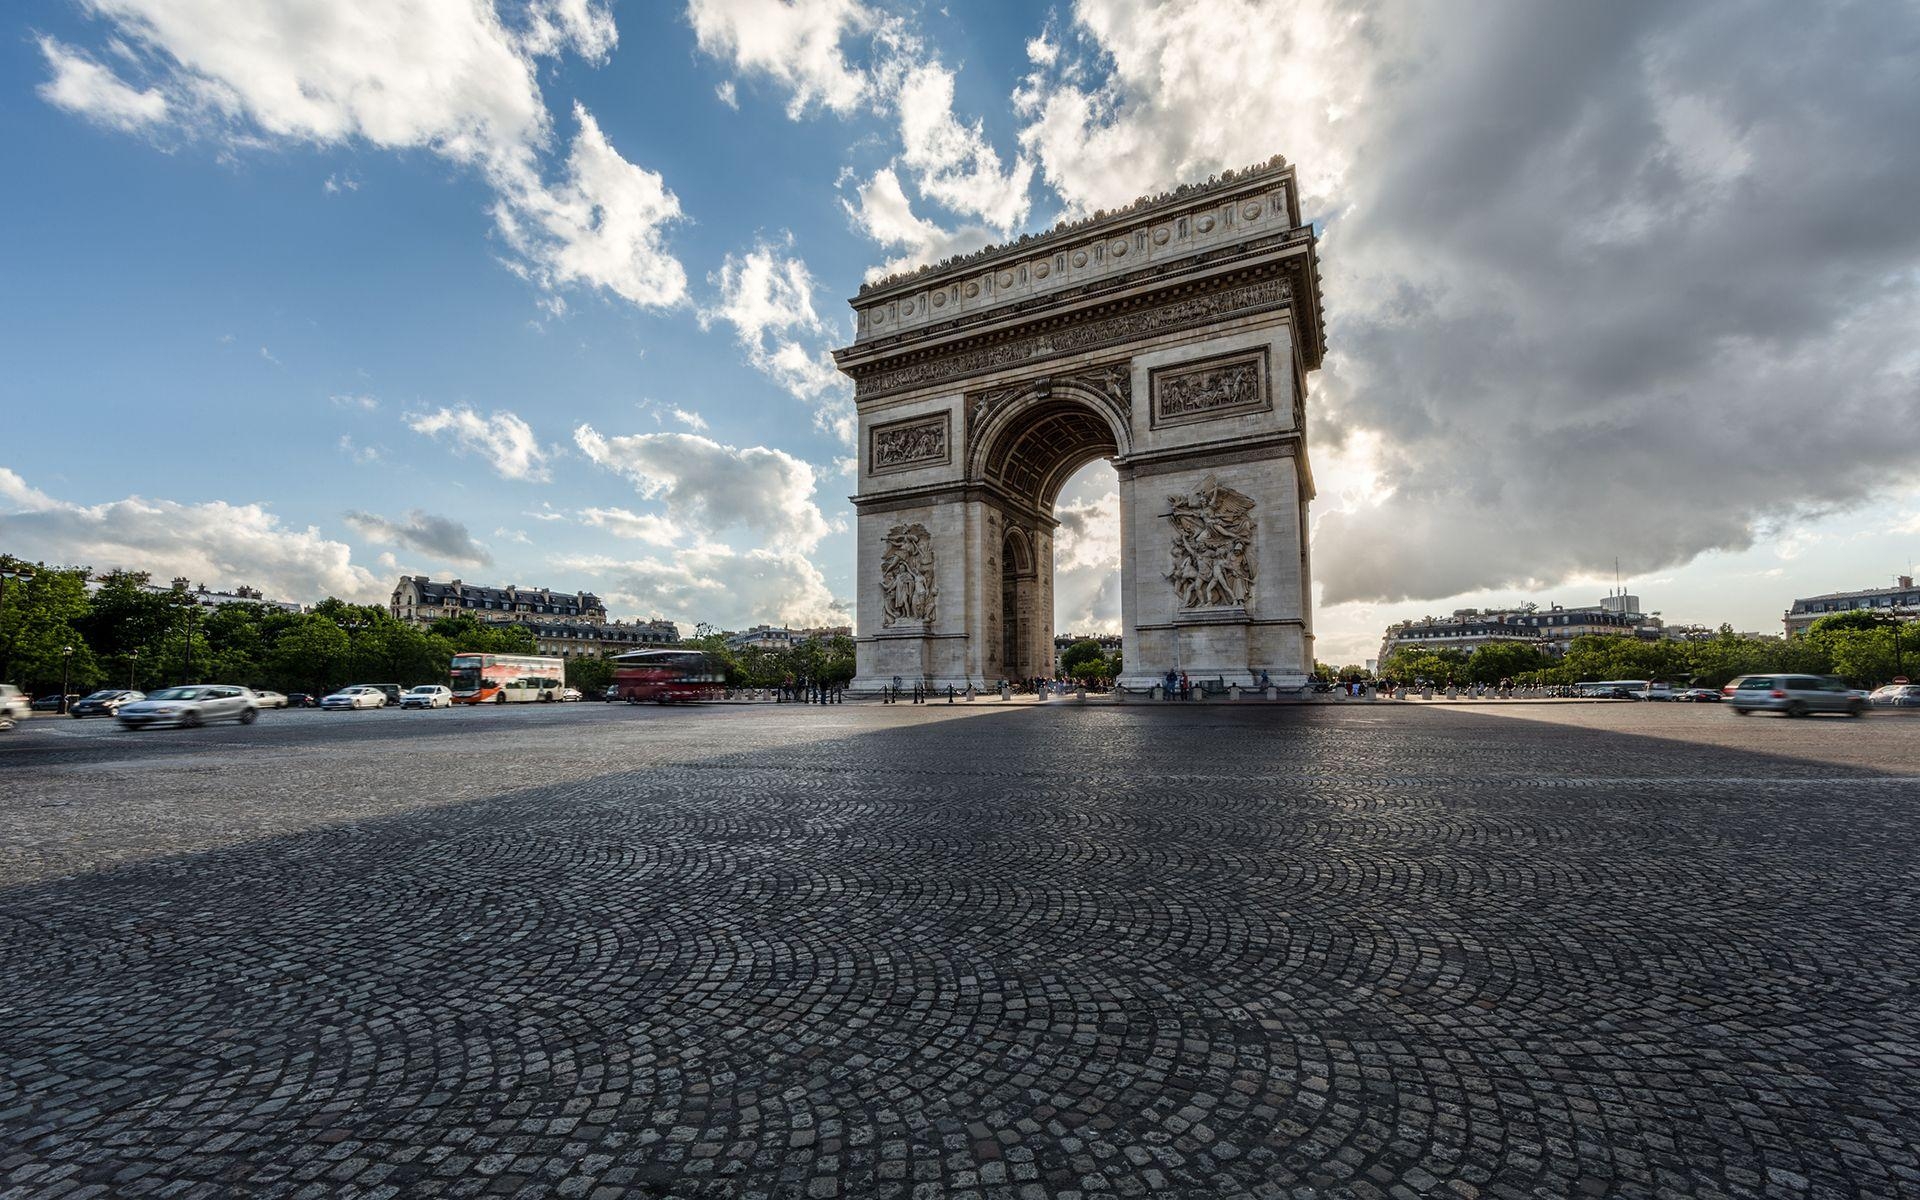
top-left (1166, 475), bottom-right (1257, 609)
top-left (1150, 348), bottom-right (1270, 428)
top-left (870, 413), bottom-right (950, 474)
top-left (880, 523), bottom-right (937, 626)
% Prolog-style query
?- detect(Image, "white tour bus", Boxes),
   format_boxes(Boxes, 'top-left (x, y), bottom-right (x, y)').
top-left (450, 653), bottom-right (567, 704)
top-left (1578, 678), bottom-right (1673, 700)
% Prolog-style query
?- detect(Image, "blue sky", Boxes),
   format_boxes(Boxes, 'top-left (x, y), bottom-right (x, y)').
top-left (4, 1), bottom-right (1918, 664)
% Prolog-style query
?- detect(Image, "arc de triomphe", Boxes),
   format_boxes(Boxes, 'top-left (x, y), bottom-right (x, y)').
top-left (833, 155), bottom-right (1325, 693)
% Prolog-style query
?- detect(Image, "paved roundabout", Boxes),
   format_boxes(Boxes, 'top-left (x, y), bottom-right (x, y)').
top-left (2, 703), bottom-right (1917, 1198)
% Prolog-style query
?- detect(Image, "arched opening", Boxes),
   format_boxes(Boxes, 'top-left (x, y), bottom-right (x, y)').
top-left (1052, 460), bottom-right (1122, 652)
top-left (974, 389), bottom-right (1126, 683)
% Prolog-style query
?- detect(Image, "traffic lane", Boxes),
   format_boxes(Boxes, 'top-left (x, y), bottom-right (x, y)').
top-left (0, 701), bottom-right (1000, 884)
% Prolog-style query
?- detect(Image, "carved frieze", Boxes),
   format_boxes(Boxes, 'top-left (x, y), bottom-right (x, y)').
top-left (853, 276), bottom-right (1291, 399)
top-left (1150, 348), bottom-right (1270, 429)
top-left (880, 523), bottom-right (937, 626)
top-left (870, 413), bottom-right (951, 475)
top-left (1165, 475), bottom-right (1257, 610)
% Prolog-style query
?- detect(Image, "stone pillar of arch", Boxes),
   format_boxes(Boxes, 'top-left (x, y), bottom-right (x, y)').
top-left (834, 156), bottom-right (1326, 695)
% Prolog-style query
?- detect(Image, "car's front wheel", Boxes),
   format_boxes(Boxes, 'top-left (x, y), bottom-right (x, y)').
top-left (1848, 701), bottom-right (1867, 717)
top-left (239, 708), bottom-right (257, 725)
top-left (182, 710), bottom-right (203, 728)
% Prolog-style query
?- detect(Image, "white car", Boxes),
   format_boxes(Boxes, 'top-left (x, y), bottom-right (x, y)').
top-left (252, 689), bottom-right (290, 709)
top-left (0, 683), bottom-right (27, 729)
top-left (559, 687), bottom-right (582, 702)
top-left (321, 686), bottom-right (387, 710)
top-left (118, 685), bottom-right (259, 729)
top-left (400, 685), bottom-right (453, 709)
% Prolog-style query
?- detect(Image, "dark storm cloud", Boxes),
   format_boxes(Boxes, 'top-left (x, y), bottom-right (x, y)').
top-left (344, 509), bottom-right (492, 566)
top-left (1309, 0), bottom-right (1920, 602)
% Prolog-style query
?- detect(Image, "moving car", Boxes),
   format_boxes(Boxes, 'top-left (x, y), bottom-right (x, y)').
top-left (252, 689), bottom-right (290, 709)
top-left (69, 689), bottom-right (145, 718)
top-left (286, 692), bottom-right (320, 708)
top-left (1676, 688), bottom-right (1722, 703)
top-left (1869, 683), bottom-right (1920, 708)
top-left (1723, 674), bottom-right (1868, 717)
top-left (559, 687), bottom-right (582, 702)
top-left (117, 685), bottom-right (259, 729)
top-left (32, 693), bottom-right (80, 712)
top-left (321, 686), bottom-right (388, 710)
top-left (348, 683), bottom-right (404, 707)
top-left (399, 684), bottom-right (453, 709)
top-left (0, 684), bottom-right (27, 729)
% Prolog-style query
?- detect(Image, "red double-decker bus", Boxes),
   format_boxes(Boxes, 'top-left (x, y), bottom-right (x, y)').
top-left (608, 649), bottom-right (727, 703)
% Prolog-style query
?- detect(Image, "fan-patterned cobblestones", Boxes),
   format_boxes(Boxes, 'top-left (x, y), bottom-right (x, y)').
top-left (2, 704), bottom-right (1917, 1198)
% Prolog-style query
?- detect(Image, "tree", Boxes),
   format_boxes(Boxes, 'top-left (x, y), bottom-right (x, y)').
top-left (1468, 641), bottom-right (1549, 684)
top-left (1806, 610), bottom-right (1892, 636)
top-left (1060, 639), bottom-right (1105, 677)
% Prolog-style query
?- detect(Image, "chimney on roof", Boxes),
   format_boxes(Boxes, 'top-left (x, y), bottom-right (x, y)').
top-left (171, 576), bottom-right (189, 591)
top-left (1902, 575), bottom-right (1914, 590)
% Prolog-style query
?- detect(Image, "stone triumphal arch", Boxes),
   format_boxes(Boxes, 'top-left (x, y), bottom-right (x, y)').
top-left (834, 155), bottom-right (1325, 693)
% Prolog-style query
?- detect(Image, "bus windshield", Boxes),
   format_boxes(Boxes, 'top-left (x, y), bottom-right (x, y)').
top-left (450, 654), bottom-right (488, 694)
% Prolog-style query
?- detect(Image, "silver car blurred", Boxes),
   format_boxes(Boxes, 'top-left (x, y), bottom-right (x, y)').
top-left (117, 685), bottom-right (261, 729)
top-left (1723, 674), bottom-right (1868, 717)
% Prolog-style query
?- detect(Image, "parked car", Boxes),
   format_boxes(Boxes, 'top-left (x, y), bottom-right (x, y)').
top-left (117, 685), bottom-right (259, 729)
top-left (0, 684), bottom-right (27, 729)
top-left (252, 689), bottom-right (290, 709)
top-left (400, 684), bottom-right (453, 709)
top-left (32, 693), bottom-right (81, 713)
top-left (286, 692), bottom-right (320, 708)
top-left (1676, 688), bottom-right (1722, 703)
top-left (321, 686), bottom-right (387, 710)
top-left (344, 683), bottom-right (404, 707)
top-left (1723, 674), bottom-right (1868, 717)
top-left (559, 687), bottom-right (583, 702)
top-left (1869, 683), bottom-right (1920, 708)
top-left (70, 689), bottom-right (145, 718)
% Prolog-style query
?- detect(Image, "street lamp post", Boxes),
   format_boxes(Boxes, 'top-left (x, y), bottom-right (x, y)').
top-left (342, 620), bottom-right (368, 688)
top-left (129, 647), bottom-right (141, 692)
top-left (60, 644), bottom-right (73, 714)
top-left (182, 604), bottom-right (199, 684)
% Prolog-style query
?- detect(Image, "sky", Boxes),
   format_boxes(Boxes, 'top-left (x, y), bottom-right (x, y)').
top-left (3, 0), bottom-right (1917, 666)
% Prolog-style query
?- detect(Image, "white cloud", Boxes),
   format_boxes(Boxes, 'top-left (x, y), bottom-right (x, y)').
top-left (685, 0), bottom-right (874, 118)
top-left (715, 80), bottom-right (739, 110)
top-left (1013, 0), bottom-right (1361, 218)
top-left (329, 392), bottom-right (379, 411)
top-left (492, 104), bottom-right (689, 311)
top-left (409, 406), bottom-right (553, 482)
top-left (895, 61), bottom-right (1032, 233)
top-left (258, 346), bottom-right (281, 366)
top-left (322, 171), bottom-right (361, 194)
top-left (574, 424), bottom-right (831, 550)
top-left (702, 239), bottom-right (855, 442)
top-left (338, 434), bottom-right (385, 465)
top-left (561, 543), bottom-right (847, 629)
top-left (669, 407), bottom-right (709, 432)
top-left (36, 37), bottom-right (168, 131)
top-left (0, 467), bottom-right (383, 603)
top-left (42, 0), bottom-right (686, 315)
top-left (840, 166), bottom-right (996, 280)
top-left (493, 526), bottom-right (534, 545)
top-left (344, 509), bottom-right (492, 565)
top-left (579, 506), bottom-right (680, 546)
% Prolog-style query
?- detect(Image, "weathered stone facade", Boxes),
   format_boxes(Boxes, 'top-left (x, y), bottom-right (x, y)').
top-left (834, 155), bottom-right (1325, 691)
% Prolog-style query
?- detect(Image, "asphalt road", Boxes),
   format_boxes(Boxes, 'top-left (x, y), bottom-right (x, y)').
top-left (2, 701), bottom-right (1918, 1198)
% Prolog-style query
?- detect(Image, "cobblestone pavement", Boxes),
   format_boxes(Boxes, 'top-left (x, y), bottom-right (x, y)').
top-left (3, 703), bottom-right (1919, 1199)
